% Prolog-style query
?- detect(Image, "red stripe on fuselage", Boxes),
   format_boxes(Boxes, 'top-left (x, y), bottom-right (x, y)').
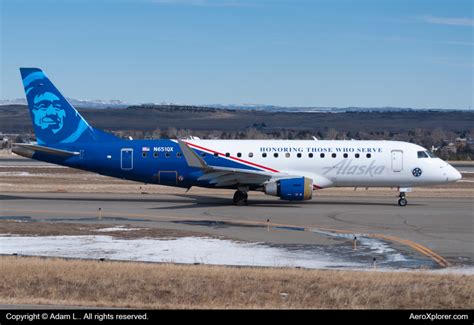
top-left (183, 141), bottom-right (279, 173)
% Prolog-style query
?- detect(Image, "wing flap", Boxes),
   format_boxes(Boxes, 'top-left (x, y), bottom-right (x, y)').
top-left (197, 171), bottom-right (228, 181)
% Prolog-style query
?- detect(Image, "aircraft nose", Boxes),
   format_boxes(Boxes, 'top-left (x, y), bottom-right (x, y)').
top-left (447, 165), bottom-right (462, 182)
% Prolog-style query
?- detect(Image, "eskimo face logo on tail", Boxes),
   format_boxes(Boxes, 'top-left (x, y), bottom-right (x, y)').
top-left (32, 92), bottom-right (66, 133)
top-left (22, 69), bottom-right (86, 144)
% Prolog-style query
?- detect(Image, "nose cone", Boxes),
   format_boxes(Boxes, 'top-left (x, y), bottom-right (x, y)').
top-left (447, 165), bottom-right (462, 182)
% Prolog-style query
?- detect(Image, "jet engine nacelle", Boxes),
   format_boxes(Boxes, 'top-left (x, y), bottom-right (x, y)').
top-left (264, 177), bottom-right (313, 201)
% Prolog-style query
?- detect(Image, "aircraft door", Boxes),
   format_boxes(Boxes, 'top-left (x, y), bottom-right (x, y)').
top-left (158, 171), bottom-right (177, 186)
top-left (121, 148), bottom-right (133, 170)
top-left (391, 150), bottom-right (403, 172)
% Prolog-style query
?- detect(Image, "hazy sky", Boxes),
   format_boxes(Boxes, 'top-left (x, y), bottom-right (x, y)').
top-left (1, 0), bottom-right (473, 108)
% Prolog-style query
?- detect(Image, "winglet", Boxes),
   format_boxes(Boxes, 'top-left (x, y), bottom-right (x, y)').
top-left (177, 140), bottom-right (209, 169)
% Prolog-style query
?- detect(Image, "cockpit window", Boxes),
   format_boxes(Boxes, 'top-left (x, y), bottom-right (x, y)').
top-left (417, 151), bottom-right (429, 158)
top-left (425, 151), bottom-right (436, 158)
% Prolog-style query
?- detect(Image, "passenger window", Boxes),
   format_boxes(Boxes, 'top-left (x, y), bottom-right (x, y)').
top-left (249, 152), bottom-right (253, 158)
top-left (225, 152), bottom-right (230, 157)
top-left (320, 153), bottom-right (325, 158)
top-left (366, 153), bottom-right (371, 158)
top-left (285, 153), bottom-right (290, 158)
top-left (308, 153), bottom-right (313, 158)
top-left (343, 153), bottom-right (348, 158)
top-left (142, 152), bottom-right (148, 158)
top-left (177, 152), bottom-right (182, 158)
top-left (214, 152), bottom-right (219, 158)
top-left (165, 152), bottom-right (171, 158)
top-left (355, 153), bottom-right (360, 158)
top-left (332, 153), bottom-right (336, 158)
top-left (153, 152), bottom-right (158, 158)
top-left (418, 151), bottom-right (429, 158)
top-left (297, 153), bottom-right (302, 158)
top-left (274, 153), bottom-right (279, 158)
top-left (262, 153), bottom-right (267, 158)
top-left (237, 153), bottom-right (242, 158)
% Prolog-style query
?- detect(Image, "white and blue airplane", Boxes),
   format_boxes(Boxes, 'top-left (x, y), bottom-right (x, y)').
top-left (13, 68), bottom-right (462, 206)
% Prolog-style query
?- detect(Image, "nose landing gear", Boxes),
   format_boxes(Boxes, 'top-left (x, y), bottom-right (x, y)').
top-left (397, 187), bottom-right (412, 206)
top-left (398, 192), bottom-right (407, 206)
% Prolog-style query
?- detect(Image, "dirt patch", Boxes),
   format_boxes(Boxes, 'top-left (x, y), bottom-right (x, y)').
top-left (0, 221), bottom-right (211, 239)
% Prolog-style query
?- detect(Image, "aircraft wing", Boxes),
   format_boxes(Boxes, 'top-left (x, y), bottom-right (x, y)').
top-left (177, 139), bottom-right (284, 187)
top-left (196, 167), bottom-right (275, 187)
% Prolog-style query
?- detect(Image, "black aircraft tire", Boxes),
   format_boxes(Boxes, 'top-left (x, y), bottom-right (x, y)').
top-left (233, 191), bottom-right (247, 206)
top-left (398, 198), bottom-right (408, 207)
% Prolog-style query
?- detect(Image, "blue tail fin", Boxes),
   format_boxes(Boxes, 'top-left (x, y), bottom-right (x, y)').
top-left (20, 68), bottom-right (120, 145)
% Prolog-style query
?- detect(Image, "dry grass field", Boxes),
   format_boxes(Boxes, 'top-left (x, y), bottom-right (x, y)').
top-left (0, 256), bottom-right (472, 309)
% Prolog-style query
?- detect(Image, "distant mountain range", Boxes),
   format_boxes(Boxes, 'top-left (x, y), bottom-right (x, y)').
top-left (0, 98), bottom-right (470, 112)
top-left (0, 98), bottom-right (130, 109)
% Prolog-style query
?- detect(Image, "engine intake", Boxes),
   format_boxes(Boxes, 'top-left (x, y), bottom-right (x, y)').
top-left (264, 177), bottom-right (313, 201)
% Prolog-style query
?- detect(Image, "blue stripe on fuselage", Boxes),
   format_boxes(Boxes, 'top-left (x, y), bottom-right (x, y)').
top-left (41, 139), bottom-right (262, 189)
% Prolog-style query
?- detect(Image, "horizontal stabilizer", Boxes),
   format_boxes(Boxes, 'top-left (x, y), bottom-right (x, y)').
top-left (12, 143), bottom-right (80, 158)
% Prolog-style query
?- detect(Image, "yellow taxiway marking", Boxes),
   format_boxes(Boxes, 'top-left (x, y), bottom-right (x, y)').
top-left (372, 234), bottom-right (450, 267)
top-left (1, 207), bottom-right (450, 268)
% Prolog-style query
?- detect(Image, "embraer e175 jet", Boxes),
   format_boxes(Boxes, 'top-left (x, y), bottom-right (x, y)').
top-left (13, 68), bottom-right (462, 206)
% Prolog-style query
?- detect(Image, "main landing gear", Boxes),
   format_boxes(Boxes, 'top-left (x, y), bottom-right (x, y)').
top-left (233, 189), bottom-right (248, 206)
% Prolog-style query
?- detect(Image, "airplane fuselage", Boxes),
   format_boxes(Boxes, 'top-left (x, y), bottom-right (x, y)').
top-left (23, 139), bottom-right (461, 191)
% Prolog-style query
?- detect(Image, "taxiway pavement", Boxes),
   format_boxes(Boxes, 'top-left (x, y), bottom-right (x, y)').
top-left (0, 192), bottom-right (472, 266)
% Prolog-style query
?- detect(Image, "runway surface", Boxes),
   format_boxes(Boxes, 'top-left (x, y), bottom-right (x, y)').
top-left (0, 192), bottom-right (472, 268)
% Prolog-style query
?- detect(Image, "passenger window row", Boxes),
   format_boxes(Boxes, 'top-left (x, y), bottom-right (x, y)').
top-left (257, 152), bottom-right (372, 159)
top-left (141, 151), bottom-right (373, 159)
top-left (141, 152), bottom-right (181, 158)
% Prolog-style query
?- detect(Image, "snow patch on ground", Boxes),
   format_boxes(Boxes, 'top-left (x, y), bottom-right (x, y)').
top-left (0, 172), bottom-right (32, 176)
top-left (1, 234), bottom-right (471, 274)
top-left (0, 234), bottom-right (364, 269)
top-left (94, 226), bottom-right (143, 232)
top-left (310, 229), bottom-right (407, 262)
